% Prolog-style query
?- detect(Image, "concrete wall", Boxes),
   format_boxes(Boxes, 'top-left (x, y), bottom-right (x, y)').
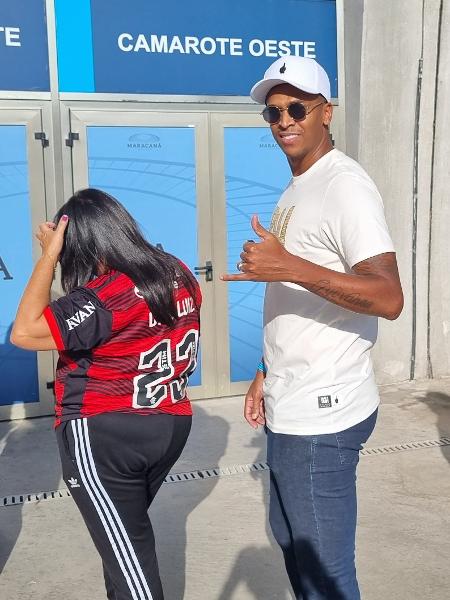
top-left (344, 0), bottom-right (450, 383)
top-left (343, 0), bottom-right (364, 160)
top-left (429, 1), bottom-right (450, 376)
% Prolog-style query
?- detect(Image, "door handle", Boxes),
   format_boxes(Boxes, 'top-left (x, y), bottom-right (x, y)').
top-left (194, 260), bottom-right (213, 282)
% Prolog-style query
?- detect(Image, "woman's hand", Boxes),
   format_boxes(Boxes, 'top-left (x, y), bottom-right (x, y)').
top-left (36, 215), bottom-right (69, 266)
top-left (10, 215), bottom-right (69, 350)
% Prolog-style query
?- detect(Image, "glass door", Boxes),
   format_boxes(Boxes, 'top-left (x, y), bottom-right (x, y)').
top-left (0, 108), bottom-right (54, 420)
top-left (210, 113), bottom-right (291, 396)
top-left (66, 108), bottom-right (293, 400)
top-left (68, 109), bottom-right (215, 399)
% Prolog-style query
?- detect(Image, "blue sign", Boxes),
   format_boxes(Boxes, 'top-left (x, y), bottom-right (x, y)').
top-left (0, 0), bottom-right (50, 92)
top-left (56, 0), bottom-right (338, 97)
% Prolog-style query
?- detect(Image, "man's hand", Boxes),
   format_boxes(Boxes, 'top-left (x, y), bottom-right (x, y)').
top-left (244, 370), bottom-right (266, 429)
top-left (221, 216), bottom-right (403, 320)
top-left (221, 215), bottom-right (296, 282)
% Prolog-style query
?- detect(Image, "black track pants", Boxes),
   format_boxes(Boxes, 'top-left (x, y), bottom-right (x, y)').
top-left (56, 412), bottom-right (192, 600)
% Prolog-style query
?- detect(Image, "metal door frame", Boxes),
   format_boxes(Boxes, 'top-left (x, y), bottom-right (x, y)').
top-left (209, 109), bottom-right (344, 397)
top-left (209, 112), bottom-right (265, 397)
top-left (0, 106), bottom-right (55, 420)
top-left (61, 103), bottom-right (344, 401)
top-left (64, 107), bottom-right (217, 400)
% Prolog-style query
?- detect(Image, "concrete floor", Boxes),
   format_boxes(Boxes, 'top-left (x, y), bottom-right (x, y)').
top-left (1, 377), bottom-right (450, 599)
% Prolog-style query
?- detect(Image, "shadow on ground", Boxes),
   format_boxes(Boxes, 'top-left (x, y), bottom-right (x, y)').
top-left (154, 405), bottom-right (231, 600)
top-left (0, 414), bottom-right (61, 574)
top-left (418, 390), bottom-right (450, 465)
top-left (217, 430), bottom-right (293, 600)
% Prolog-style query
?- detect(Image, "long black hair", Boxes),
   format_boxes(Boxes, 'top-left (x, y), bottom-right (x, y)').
top-left (55, 188), bottom-right (198, 326)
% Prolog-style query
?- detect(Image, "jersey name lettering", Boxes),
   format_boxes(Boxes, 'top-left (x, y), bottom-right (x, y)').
top-left (66, 301), bottom-right (96, 331)
top-left (149, 312), bottom-right (161, 328)
top-left (177, 297), bottom-right (195, 317)
top-left (149, 296), bottom-right (195, 327)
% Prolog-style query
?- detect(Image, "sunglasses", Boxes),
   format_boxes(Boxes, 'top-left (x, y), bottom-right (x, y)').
top-left (262, 100), bottom-right (325, 124)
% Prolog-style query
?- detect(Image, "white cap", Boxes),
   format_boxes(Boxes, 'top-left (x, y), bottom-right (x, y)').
top-left (250, 55), bottom-right (331, 104)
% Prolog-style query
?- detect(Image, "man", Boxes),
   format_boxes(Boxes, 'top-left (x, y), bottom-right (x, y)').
top-left (222, 55), bottom-right (403, 599)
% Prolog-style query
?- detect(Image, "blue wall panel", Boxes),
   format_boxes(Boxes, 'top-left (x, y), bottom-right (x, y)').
top-left (0, 126), bottom-right (39, 406)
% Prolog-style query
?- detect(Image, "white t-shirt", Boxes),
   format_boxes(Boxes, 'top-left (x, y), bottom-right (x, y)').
top-left (263, 148), bottom-right (395, 435)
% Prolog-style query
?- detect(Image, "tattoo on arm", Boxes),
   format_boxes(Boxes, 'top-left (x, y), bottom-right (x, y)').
top-left (308, 280), bottom-right (374, 310)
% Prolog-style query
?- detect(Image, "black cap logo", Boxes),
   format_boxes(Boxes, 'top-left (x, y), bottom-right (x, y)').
top-left (279, 63), bottom-right (286, 74)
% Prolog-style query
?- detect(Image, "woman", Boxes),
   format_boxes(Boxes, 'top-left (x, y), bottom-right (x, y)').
top-left (10, 188), bottom-right (201, 600)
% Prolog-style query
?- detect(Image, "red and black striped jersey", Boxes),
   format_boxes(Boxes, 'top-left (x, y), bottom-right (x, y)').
top-left (44, 268), bottom-right (201, 427)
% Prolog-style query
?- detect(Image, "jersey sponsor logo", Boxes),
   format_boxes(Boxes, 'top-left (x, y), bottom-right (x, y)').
top-left (135, 279), bottom-right (179, 300)
top-left (65, 301), bottom-right (96, 331)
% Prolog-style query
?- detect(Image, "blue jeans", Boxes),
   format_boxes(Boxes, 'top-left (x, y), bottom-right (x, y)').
top-left (267, 410), bottom-right (377, 600)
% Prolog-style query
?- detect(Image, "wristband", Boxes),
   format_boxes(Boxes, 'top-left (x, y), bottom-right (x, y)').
top-left (257, 360), bottom-right (266, 374)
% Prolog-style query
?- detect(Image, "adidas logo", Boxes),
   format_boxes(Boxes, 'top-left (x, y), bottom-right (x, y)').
top-left (68, 477), bottom-right (81, 488)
